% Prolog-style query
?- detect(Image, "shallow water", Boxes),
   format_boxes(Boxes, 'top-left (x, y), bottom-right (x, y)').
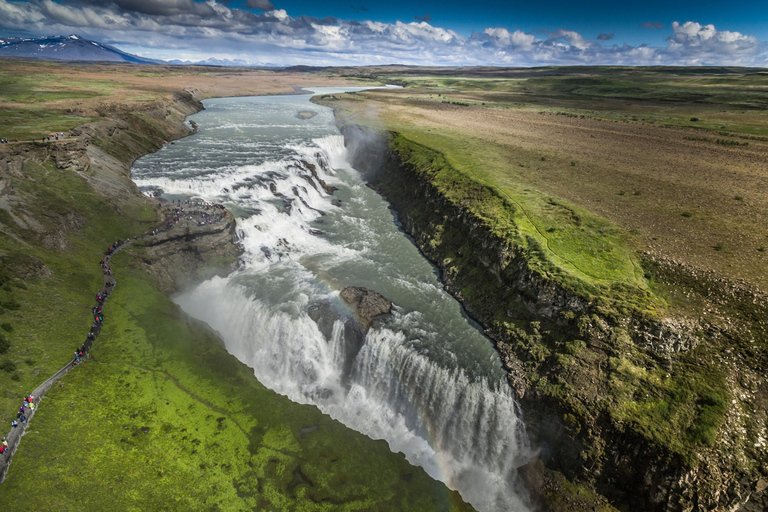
top-left (131, 88), bottom-right (533, 511)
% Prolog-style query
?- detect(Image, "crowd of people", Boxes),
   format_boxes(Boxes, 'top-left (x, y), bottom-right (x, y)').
top-left (0, 132), bottom-right (66, 144)
top-left (76, 241), bottom-right (122, 360)
top-left (39, 132), bottom-right (66, 142)
top-left (154, 199), bottom-right (230, 232)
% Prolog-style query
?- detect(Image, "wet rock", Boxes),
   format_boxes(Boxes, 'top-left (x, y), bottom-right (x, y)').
top-left (339, 287), bottom-right (392, 325)
top-left (301, 159), bottom-right (338, 194)
top-left (307, 301), bottom-right (366, 384)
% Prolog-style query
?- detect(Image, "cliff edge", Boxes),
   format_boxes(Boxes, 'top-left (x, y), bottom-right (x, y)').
top-left (340, 124), bottom-right (768, 512)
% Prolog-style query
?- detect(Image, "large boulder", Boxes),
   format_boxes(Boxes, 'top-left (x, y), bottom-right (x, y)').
top-left (306, 287), bottom-right (392, 386)
top-left (339, 286), bottom-right (392, 326)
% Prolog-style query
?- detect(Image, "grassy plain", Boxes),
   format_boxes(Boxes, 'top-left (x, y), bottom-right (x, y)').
top-left (0, 60), bottom-right (473, 511)
top-left (0, 60), bottom-right (354, 140)
top-left (320, 67), bottom-right (768, 294)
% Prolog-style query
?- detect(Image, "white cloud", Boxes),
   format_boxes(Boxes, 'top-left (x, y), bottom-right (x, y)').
top-left (482, 28), bottom-right (536, 51)
top-left (0, 1), bottom-right (765, 67)
top-left (664, 21), bottom-right (764, 65)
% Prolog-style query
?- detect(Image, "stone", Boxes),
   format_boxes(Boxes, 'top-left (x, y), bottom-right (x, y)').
top-left (339, 286), bottom-right (392, 325)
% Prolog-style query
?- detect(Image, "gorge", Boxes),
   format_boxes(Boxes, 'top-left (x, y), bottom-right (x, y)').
top-left (131, 89), bottom-right (534, 512)
top-left (2, 62), bottom-right (766, 512)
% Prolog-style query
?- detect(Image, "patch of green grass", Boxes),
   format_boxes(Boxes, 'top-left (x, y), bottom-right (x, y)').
top-left (609, 348), bottom-right (729, 461)
top-left (0, 72), bottom-right (120, 103)
top-left (389, 131), bottom-right (649, 300)
top-left (0, 108), bottom-right (95, 140)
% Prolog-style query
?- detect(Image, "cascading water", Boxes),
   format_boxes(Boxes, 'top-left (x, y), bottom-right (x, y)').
top-left (131, 88), bottom-right (533, 512)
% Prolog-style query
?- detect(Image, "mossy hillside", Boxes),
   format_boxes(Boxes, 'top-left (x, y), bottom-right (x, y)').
top-left (1, 255), bottom-right (474, 512)
top-left (0, 157), bottom-right (157, 422)
top-left (378, 132), bottom-right (729, 469)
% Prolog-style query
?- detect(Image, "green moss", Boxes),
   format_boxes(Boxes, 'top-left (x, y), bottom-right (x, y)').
top-left (2, 260), bottom-right (473, 511)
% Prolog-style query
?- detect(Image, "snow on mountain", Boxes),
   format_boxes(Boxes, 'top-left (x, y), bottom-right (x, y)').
top-left (0, 34), bottom-right (159, 64)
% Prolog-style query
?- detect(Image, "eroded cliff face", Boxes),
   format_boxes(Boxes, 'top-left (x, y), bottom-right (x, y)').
top-left (135, 211), bottom-right (241, 294)
top-left (339, 124), bottom-right (768, 512)
top-left (0, 87), bottom-right (241, 293)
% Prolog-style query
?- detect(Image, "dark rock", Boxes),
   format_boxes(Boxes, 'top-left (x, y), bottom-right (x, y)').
top-left (302, 159), bottom-right (338, 194)
top-left (307, 301), bottom-right (366, 384)
top-left (339, 287), bottom-right (392, 325)
top-left (299, 424), bottom-right (319, 437)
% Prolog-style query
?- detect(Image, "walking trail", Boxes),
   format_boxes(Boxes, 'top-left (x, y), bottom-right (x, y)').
top-left (0, 200), bottom-right (230, 483)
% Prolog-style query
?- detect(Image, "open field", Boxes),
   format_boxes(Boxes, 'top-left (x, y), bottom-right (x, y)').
top-left (320, 68), bottom-right (768, 298)
top-left (0, 59), bottom-right (357, 140)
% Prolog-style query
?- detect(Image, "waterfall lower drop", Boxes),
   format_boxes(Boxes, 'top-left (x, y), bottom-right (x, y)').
top-left (133, 92), bottom-right (533, 512)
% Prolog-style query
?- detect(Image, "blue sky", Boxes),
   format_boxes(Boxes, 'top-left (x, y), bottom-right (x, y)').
top-left (276, 0), bottom-right (765, 44)
top-left (1, 0), bottom-right (766, 66)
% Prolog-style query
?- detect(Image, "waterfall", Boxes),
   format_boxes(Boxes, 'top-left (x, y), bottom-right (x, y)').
top-left (133, 92), bottom-right (534, 512)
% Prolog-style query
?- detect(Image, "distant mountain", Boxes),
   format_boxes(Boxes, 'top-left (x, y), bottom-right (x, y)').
top-left (0, 34), bottom-right (159, 64)
top-left (166, 57), bottom-right (282, 68)
top-left (167, 57), bottom-right (252, 67)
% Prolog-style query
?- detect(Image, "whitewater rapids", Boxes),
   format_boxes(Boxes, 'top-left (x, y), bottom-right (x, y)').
top-left (131, 89), bottom-right (533, 512)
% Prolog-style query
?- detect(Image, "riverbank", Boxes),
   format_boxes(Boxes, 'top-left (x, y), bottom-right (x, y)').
top-left (0, 62), bottom-right (475, 510)
top-left (335, 122), bottom-right (768, 511)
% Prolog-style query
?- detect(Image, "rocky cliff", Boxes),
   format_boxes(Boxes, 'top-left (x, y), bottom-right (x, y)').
top-left (0, 87), bottom-right (241, 294)
top-left (339, 124), bottom-right (768, 512)
top-left (135, 210), bottom-right (241, 294)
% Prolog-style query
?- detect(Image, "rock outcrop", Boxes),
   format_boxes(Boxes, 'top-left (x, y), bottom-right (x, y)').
top-left (339, 286), bottom-right (392, 326)
top-left (0, 87), bottom-right (242, 294)
top-left (307, 287), bottom-right (392, 384)
top-left (136, 212), bottom-right (241, 294)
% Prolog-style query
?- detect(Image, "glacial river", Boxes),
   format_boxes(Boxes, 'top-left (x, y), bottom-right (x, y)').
top-left (131, 88), bottom-right (532, 511)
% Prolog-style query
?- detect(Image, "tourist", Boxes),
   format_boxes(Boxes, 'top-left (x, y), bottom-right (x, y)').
top-left (11, 420), bottom-right (17, 428)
